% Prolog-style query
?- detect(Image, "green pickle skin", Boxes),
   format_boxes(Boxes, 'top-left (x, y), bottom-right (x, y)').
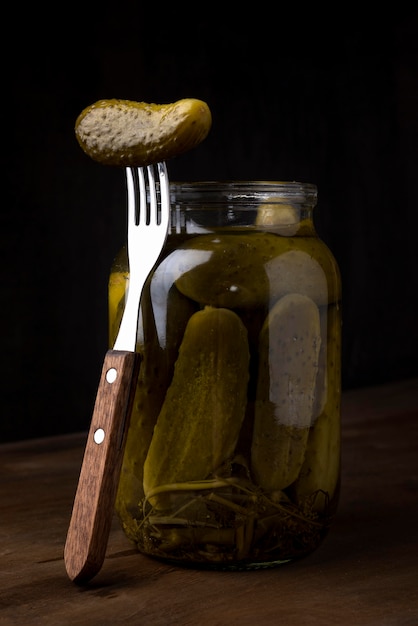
top-left (111, 217), bottom-right (341, 568)
top-left (143, 306), bottom-right (250, 510)
top-left (251, 293), bottom-right (322, 493)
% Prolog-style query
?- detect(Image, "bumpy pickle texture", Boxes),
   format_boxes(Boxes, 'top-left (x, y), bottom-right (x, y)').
top-left (255, 202), bottom-right (300, 235)
top-left (115, 278), bottom-right (198, 538)
top-left (75, 98), bottom-right (212, 166)
top-left (172, 233), bottom-right (339, 309)
top-left (143, 306), bottom-right (250, 510)
top-left (251, 293), bottom-right (322, 493)
top-left (292, 303), bottom-right (342, 510)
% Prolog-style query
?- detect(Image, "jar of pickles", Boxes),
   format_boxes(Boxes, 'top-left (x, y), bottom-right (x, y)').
top-left (109, 181), bottom-right (342, 570)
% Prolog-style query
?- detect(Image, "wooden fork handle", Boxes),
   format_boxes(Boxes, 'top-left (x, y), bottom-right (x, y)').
top-left (64, 349), bottom-right (140, 584)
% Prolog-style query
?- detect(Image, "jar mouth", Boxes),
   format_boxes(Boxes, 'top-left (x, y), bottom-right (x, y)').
top-left (169, 181), bottom-right (317, 205)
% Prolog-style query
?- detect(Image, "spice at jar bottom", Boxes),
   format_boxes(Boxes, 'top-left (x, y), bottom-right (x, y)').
top-left (110, 181), bottom-right (342, 570)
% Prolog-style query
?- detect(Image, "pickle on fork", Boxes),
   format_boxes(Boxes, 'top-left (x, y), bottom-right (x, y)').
top-left (75, 98), bottom-right (212, 167)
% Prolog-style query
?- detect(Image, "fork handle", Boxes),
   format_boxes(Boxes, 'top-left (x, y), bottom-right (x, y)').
top-left (64, 349), bottom-right (140, 584)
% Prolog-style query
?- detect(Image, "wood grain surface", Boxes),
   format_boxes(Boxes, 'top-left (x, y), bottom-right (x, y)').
top-left (64, 349), bottom-right (139, 583)
top-left (1, 378), bottom-right (418, 625)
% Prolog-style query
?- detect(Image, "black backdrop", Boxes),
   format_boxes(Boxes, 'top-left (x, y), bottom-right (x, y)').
top-left (3, 7), bottom-right (418, 441)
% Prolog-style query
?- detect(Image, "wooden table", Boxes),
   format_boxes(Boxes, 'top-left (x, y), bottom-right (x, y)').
top-left (1, 378), bottom-right (418, 625)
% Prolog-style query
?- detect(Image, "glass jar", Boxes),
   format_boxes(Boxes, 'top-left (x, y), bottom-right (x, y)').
top-left (109, 181), bottom-right (342, 570)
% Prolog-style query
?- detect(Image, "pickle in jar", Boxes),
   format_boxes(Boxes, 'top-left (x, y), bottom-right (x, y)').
top-left (251, 293), bottom-right (322, 493)
top-left (143, 305), bottom-right (250, 510)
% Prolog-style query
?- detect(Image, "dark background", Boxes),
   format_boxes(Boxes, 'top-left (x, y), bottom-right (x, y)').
top-left (2, 7), bottom-right (418, 442)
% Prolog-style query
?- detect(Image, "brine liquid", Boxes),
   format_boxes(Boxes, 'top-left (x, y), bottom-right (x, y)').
top-left (111, 228), bottom-right (341, 569)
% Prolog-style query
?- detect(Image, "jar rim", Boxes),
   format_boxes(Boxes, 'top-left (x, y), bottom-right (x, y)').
top-left (169, 181), bottom-right (318, 204)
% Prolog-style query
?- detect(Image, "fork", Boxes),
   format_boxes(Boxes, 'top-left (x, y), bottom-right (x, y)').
top-left (64, 163), bottom-right (170, 584)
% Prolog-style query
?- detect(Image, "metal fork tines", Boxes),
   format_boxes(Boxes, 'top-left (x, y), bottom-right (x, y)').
top-left (114, 162), bottom-right (170, 353)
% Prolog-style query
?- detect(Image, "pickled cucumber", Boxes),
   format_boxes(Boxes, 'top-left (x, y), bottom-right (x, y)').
top-left (255, 202), bottom-right (300, 235)
top-left (75, 98), bottom-right (212, 166)
top-left (265, 249), bottom-right (330, 306)
top-left (292, 302), bottom-right (342, 511)
top-left (171, 233), bottom-right (339, 309)
top-left (143, 306), bottom-right (250, 510)
top-left (251, 293), bottom-right (321, 492)
top-left (115, 280), bottom-right (197, 536)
